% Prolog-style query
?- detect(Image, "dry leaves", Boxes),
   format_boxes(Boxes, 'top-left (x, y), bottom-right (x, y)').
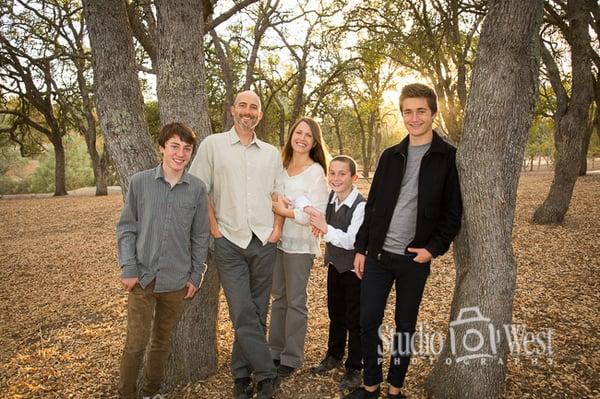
top-left (0, 172), bottom-right (598, 398)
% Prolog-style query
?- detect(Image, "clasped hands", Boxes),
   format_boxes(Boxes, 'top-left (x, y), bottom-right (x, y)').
top-left (271, 194), bottom-right (326, 237)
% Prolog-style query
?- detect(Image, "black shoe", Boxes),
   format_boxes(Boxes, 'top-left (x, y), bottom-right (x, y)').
top-left (233, 377), bottom-right (253, 399)
top-left (256, 376), bottom-right (280, 399)
top-left (273, 358), bottom-right (281, 367)
top-left (339, 368), bottom-right (362, 390)
top-left (277, 364), bottom-right (295, 378)
top-left (310, 355), bottom-right (342, 374)
top-left (343, 386), bottom-right (381, 399)
top-left (388, 392), bottom-right (407, 398)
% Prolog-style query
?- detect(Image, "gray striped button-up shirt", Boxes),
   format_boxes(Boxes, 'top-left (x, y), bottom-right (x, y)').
top-left (117, 165), bottom-right (210, 293)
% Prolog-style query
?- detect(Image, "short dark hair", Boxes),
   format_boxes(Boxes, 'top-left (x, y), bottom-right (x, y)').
top-left (399, 83), bottom-right (438, 114)
top-left (158, 122), bottom-right (197, 149)
top-left (330, 155), bottom-right (357, 176)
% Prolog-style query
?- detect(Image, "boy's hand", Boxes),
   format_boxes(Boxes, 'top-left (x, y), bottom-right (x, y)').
top-left (407, 247), bottom-right (432, 263)
top-left (184, 281), bottom-right (199, 299)
top-left (309, 211), bottom-right (328, 234)
top-left (311, 226), bottom-right (323, 237)
top-left (120, 277), bottom-right (139, 291)
top-left (353, 253), bottom-right (366, 279)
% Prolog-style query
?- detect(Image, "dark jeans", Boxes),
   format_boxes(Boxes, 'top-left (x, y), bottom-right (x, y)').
top-left (326, 264), bottom-right (362, 371)
top-left (214, 234), bottom-right (278, 382)
top-left (360, 251), bottom-right (430, 388)
top-left (118, 280), bottom-right (187, 398)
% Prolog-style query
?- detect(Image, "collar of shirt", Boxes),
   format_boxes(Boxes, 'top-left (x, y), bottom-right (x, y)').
top-left (153, 164), bottom-right (190, 185)
top-left (331, 186), bottom-right (359, 209)
top-left (227, 127), bottom-right (265, 149)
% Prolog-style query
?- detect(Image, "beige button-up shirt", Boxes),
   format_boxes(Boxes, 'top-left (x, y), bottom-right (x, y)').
top-left (189, 127), bottom-right (282, 249)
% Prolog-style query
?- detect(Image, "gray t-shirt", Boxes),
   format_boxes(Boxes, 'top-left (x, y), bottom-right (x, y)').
top-left (383, 143), bottom-right (430, 254)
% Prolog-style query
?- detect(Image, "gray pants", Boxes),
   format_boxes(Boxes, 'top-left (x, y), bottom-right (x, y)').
top-left (214, 235), bottom-right (278, 382)
top-left (268, 249), bottom-right (314, 368)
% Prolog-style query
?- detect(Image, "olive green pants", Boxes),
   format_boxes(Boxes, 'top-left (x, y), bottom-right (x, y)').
top-left (118, 280), bottom-right (186, 398)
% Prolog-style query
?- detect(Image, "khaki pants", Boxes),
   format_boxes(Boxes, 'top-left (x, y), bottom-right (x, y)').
top-left (269, 249), bottom-right (315, 368)
top-left (118, 280), bottom-right (186, 398)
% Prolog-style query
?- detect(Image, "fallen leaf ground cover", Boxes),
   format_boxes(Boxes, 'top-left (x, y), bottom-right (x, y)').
top-left (0, 172), bottom-right (598, 398)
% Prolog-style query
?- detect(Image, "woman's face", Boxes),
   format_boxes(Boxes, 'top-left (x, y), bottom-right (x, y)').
top-left (290, 121), bottom-right (315, 155)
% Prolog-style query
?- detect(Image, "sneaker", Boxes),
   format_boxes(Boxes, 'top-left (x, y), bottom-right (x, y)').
top-left (233, 377), bottom-right (253, 399)
top-left (339, 368), bottom-right (362, 390)
top-left (310, 355), bottom-right (342, 374)
top-left (277, 364), bottom-right (296, 378)
top-left (142, 395), bottom-right (164, 399)
top-left (256, 376), bottom-right (280, 399)
top-left (343, 386), bottom-right (381, 399)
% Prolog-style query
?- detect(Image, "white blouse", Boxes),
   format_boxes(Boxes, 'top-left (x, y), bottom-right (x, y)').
top-left (277, 162), bottom-right (329, 255)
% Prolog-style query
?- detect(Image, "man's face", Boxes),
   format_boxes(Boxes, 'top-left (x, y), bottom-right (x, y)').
top-left (159, 135), bottom-right (193, 174)
top-left (401, 97), bottom-right (436, 138)
top-left (231, 92), bottom-right (263, 131)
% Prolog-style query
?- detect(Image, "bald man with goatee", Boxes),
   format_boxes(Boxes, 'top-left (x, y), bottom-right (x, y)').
top-left (189, 91), bottom-right (283, 399)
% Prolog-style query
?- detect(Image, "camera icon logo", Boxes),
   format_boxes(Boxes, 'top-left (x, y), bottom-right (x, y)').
top-left (449, 306), bottom-right (498, 364)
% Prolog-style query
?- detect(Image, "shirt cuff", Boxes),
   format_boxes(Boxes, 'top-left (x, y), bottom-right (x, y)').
top-left (293, 195), bottom-right (312, 210)
top-left (190, 263), bottom-right (208, 288)
top-left (120, 264), bottom-right (139, 279)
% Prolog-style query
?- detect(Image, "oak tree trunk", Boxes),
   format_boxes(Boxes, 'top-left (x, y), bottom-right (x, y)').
top-left (155, 0), bottom-right (212, 138)
top-left (82, 0), bottom-right (157, 195)
top-left (533, 0), bottom-right (593, 224)
top-left (426, 1), bottom-right (543, 398)
top-left (154, 0), bottom-right (220, 387)
top-left (51, 137), bottom-right (68, 196)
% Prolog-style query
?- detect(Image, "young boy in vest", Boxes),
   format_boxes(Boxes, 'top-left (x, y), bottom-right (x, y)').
top-left (116, 122), bottom-right (210, 399)
top-left (307, 155), bottom-right (366, 391)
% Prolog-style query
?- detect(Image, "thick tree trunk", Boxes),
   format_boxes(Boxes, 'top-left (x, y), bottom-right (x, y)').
top-left (533, 0), bottom-right (593, 224)
top-left (52, 137), bottom-right (68, 196)
top-left (155, 0), bottom-right (212, 138)
top-left (154, 0), bottom-right (219, 387)
top-left (426, 1), bottom-right (543, 398)
top-left (82, 0), bottom-right (157, 195)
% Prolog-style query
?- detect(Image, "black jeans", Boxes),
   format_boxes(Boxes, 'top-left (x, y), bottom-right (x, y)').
top-left (326, 264), bottom-right (362, 370)
top-left (360, 251), bottom-right (430, 387)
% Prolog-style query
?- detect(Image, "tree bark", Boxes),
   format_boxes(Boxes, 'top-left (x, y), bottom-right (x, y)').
top-left (155, 0), bottom-right (212, 138)
top-left (426, 1), bottom-right (543, 398)
top-left (51, 136), bottom-right (68, 196)
top-left (82, 0), bottom-right (157, 195)
top-left (154, 0), bottom-right (219, 387)
top-left (533, 0), bottom-right (593, 224)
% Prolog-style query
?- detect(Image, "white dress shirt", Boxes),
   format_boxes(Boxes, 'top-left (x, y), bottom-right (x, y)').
top-left (322, 187), bottom-right (366, 250)
top-left (188, 128), bottom-right (283, 249)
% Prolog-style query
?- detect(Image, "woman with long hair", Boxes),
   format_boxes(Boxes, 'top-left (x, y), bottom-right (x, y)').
top-left (269, 116), bottom-right (330, 378)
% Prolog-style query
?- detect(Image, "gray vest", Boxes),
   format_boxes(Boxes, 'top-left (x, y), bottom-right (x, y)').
top-left (324, 191), bottom-right (366, 273)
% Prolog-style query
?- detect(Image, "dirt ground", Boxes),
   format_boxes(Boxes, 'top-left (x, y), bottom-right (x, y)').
top-left (0, 172), bottom-right (598, 398)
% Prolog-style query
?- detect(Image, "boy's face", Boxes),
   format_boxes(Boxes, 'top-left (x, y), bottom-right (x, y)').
top-left (401, 97), bottom-right (436, 139)
top-left (328, 160), bottom-right (357, 195)
top-left (160, 135), bottom-right (194, 174)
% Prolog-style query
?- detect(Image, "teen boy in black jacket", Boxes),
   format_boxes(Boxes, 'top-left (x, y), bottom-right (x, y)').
top-left (345, 83), bottom-right (462, 399)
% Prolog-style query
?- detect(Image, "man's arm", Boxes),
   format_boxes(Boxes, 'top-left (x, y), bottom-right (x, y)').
top-left (189, 182), bottom-right (210, 296)
top-left (116, 177), bottom-right (139, 290)
top-left (423, 150), bottom-right (463, 258)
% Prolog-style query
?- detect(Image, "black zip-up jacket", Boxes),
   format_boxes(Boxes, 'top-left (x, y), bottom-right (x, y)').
top-left (355, 130), bottom-right (462, 259)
